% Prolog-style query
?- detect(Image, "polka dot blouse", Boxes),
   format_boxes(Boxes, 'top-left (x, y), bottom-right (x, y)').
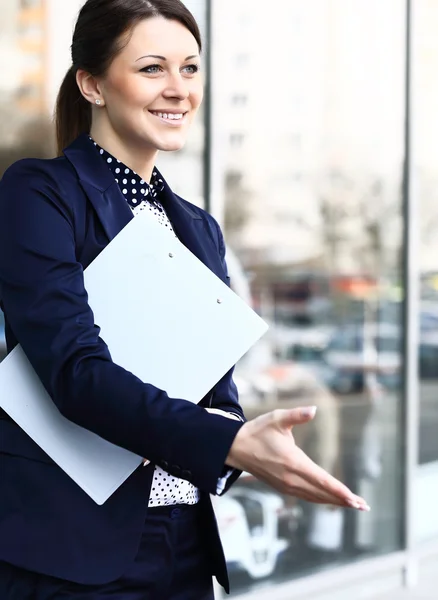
top-left (91, 137), bottom-right (200, 507)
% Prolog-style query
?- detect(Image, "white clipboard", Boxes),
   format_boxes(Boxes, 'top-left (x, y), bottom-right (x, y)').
top-left (0, 209), bottom-right (268, 504)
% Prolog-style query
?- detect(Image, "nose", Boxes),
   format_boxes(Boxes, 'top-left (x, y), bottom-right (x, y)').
top-left (162, 71), bottom-right (189, 101)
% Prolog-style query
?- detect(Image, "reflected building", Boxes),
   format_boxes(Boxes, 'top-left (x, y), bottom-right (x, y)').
top-left (0, 0), bottom-right (46, 113)
top-left (212, 0), bottom-right (407, 595)
top-left (0, 0), bottom-right (83, 141)
top-left (214, 0), bottom-right (404, 277)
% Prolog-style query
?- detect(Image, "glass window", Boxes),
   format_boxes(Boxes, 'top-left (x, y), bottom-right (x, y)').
top-left (235, 53), bottom-right (250, 67)
top-left (231, 94), bottom-right (248, 106)
top-left (230, 133), bottom-right (245, 147)
top-left (18, 23), bottom-right (43, 42)
top-left (214, 0), bottom-right (405, 593)
top-left (414, 0), bottom-right (438, 542)
top-left (416, 1), bottom-right (438, 467)
top-left (20, 0), bottom-right (41, 9)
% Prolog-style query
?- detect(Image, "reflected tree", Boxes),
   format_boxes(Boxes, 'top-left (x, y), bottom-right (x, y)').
top-left (317, 169), bottom-right (354, 274)
top-left (223, 169), bottom-right (253, 246)
top-left (353, 178), bottom-right (401, 278)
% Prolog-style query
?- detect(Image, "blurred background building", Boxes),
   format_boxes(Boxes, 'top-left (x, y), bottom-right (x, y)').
top-left (1, 0), bottom-right (438, 598)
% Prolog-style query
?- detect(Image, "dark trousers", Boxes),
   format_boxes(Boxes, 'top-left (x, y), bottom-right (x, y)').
top-left (0, 504), bottom-right (214, 599)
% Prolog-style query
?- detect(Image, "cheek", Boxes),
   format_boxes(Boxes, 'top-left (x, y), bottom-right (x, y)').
top-left (106, 76), bottom-right (147, 108)
top-left (191, 86), bottom-right (204, 110)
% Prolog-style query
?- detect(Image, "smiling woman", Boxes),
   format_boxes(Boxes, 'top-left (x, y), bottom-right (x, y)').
top-left (57, 4), bottom-right (204, 181)
top-left (0, 0), bottom-right (368, 598)
top-left (80, 17), bottom-right (203, 177)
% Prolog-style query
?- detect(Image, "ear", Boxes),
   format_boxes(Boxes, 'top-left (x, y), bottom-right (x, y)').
top-left (76, 69), bottom-right (105, 107)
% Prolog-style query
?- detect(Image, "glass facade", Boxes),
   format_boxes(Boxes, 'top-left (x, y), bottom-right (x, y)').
top-left (414, 0), bottom-right (438, 543)
top-left (213, 0), bottom-right (405, 593)
top-left (416, 0), bottom-right (438, 466)
top-left (0, 0), bottom-right (437, 597)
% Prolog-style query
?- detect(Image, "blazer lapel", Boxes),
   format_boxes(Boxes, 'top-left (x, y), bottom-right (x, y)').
top-left (63, 134), bottom-right (133, 242)
top-left (80, 180), bottom-right (134, 242)
top-left (63, 134), bottom-right (227, 282)
top-left (160, 182), bottom-right (228, 283)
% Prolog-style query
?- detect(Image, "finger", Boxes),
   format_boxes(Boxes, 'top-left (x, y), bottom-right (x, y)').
top-left (287, 474), bottom-right (345, 506)
top-left (276, 406), bottom-right (317, 430)
top-left (292, 477), bottom-right (369, 510)
top-left (291, 448), bottom-right (370, 509)
top-left (294, 489), bottom-right (344, 506)
top-left (288, 475), bottom-right (368, 509)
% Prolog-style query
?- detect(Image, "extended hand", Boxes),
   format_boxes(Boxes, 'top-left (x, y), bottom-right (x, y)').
top-left (225, 407), bottom-right (370, 511)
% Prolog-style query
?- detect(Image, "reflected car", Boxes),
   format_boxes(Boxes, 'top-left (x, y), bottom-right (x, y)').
top-left (280, 341), bottom-right (337, 389)
top-left (324, 323), bottom-right (401, 393)
top-left (419, 331), bottom-right (438, 379)
top-left (420, 300), bottom-right (438, 333)
top-left (216, 486), bottom-right (290, 580)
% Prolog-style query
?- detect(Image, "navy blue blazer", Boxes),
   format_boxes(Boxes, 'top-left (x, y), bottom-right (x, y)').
top-left (0, 133), bottom-right (245, 592)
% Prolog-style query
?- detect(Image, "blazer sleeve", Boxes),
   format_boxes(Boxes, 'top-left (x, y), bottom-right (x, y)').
top-left (0, 161), bottom-right (244, 495)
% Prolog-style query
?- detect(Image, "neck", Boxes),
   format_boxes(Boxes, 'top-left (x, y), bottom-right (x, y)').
top-left (90, 125), bottom-right (158, 184)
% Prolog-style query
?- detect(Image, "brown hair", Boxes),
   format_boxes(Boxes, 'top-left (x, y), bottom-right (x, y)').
top-left (55, 0), bottom-right (202, 155)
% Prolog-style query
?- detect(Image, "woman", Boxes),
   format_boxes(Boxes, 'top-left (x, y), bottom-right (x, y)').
top-left (0, 1), bottom-right (369, 598)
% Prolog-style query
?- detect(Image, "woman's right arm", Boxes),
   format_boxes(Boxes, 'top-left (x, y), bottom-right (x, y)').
top-left (0, 160), bottom-right (244, 495)
top-left (0, 161), bottom-right (369, 510)
top-left (226, 407), bottom-right (370, 510)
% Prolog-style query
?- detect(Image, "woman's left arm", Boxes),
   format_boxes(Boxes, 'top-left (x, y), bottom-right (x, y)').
top-left (209, 369), bottom-right (245, 422)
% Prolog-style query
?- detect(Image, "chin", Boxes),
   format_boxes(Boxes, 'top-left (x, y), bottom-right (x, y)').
top-left (156, 138), bottom-right (187, 152)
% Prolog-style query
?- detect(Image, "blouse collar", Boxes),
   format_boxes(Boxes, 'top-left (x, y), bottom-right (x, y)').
top-left (89, 137), bottom-right (165, 208)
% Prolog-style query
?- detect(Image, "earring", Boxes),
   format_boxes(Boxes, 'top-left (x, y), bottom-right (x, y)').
top-left (95, 99), bottom-right (102, 105)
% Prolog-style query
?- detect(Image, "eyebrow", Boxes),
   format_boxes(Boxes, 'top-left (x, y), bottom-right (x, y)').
top-left (135, 54), bottom-right (199, 62)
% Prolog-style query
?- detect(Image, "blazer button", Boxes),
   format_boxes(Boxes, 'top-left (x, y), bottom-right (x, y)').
top-left (160, 460), bottom-right (169, 471)
top-left (182, 470), bottom-right (192, 480)
top-left (171, 465), bottom-right (182, 477)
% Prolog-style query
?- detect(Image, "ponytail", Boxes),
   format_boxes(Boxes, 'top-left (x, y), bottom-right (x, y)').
top-left (55, 66), bottom-right (91, 156)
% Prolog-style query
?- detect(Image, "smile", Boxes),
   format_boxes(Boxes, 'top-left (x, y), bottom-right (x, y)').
top-left (149, 111), bottom-right (187, 124)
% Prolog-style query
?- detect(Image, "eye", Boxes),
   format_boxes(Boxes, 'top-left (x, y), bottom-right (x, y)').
top-left (140, 64), bottom-right (163, 74)
top-left (181, 64), bottom-right (200, 75)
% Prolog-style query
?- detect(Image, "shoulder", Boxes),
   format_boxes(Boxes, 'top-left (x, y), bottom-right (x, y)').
top-left (0, 155), bottom-right (83, 220)
top-left (1, 155), bottom-right (78, 193)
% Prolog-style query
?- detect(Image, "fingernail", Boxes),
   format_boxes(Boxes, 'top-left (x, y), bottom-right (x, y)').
top-left (348, 498), bottom-right (371, 511)
top-left (301, 406), bottom-right (317, 418)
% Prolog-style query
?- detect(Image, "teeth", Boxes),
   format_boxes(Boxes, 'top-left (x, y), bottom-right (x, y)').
top-left (152, 111), bottom-right (184, 120)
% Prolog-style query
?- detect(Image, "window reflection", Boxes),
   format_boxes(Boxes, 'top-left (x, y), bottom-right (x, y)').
top-left (216, 0), bottom-right (405, 593)
top-left (0, 0), bottom-right (410, 593)
top-left (416, 1), bottom-right (438, 471)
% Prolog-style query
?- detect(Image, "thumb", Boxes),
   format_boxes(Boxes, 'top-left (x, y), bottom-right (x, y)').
top-left (277, 406), bottom-right (317, 429)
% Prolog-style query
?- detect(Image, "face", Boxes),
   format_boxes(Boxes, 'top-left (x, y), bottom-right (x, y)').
top-left (94, 17), bottom-right (203, 156)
